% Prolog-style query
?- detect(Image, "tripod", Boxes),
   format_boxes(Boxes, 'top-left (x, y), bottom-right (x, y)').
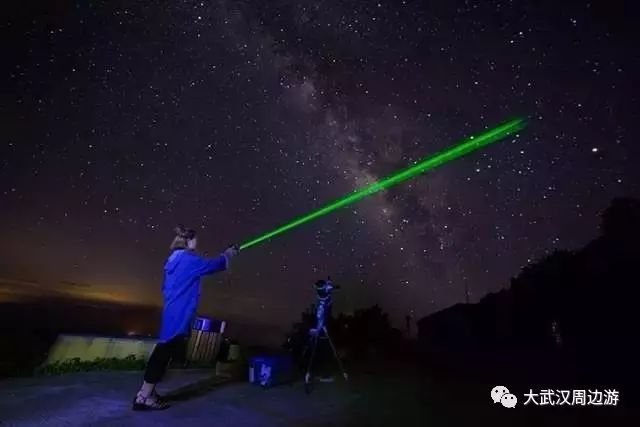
top-left (303, 324), bottom-right (348, 394)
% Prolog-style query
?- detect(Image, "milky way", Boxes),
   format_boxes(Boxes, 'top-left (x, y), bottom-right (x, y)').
top-left (1, 1), bottom-right (638, 339)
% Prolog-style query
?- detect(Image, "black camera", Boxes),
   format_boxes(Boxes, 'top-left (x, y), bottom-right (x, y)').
top-left (314, 277), bottom-right (340, 301)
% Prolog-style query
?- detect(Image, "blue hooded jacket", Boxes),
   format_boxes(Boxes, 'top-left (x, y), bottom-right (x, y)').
top-left (158, 249), bottom-right (228, 343)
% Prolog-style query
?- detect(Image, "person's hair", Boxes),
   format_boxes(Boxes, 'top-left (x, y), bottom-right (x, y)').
top-left (170, 225), bottom-right (197, 250)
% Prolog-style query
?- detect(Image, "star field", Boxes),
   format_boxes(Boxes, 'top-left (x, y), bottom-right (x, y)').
top-left (1, 1), bottom-right (638, 338)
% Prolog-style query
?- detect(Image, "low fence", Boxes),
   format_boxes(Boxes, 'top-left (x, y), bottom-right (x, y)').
top-left (45, 334), bottom-right (156, 364)
top-left (44, 317), bottom-right (228, 367)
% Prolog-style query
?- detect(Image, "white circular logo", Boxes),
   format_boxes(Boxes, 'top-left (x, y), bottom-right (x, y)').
top-left (501, 393), bottom-right (518, 408)
top-left (491, 385), bottom-right (510, 404)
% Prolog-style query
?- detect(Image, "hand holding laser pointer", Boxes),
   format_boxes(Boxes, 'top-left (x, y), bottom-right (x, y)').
top-left (223, 244), bottom-right (240, 262)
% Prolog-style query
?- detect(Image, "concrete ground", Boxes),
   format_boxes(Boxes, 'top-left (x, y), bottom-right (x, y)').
top-left (0, 369), bottom-right (376, 427)
top-left (0, 364), bottom-right (636, 426)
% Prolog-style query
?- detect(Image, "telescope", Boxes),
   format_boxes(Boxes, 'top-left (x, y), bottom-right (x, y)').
top-left (314, 276), bottom-right (340, 301)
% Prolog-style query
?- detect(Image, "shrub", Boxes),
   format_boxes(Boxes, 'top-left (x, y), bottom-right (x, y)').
top-left (34, 355), bottom-right (217, 376)
top-left (35, 354), bottom-right (146, 376)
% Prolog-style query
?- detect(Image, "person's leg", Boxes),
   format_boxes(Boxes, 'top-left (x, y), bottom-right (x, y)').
top-left (133, 342), bottom-right (172, 410)
top-left (169, 335), bottom-right (188, 367)
top-left (144, 341), bottom-right (173, 384)
top-left (135, 335), bottom-right (189, 402)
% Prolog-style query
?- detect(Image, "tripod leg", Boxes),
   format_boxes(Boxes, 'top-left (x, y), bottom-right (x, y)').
top-left (304, 333), bottom-right (319, 393)
top-left (323, 327), bottom-right (348, 381)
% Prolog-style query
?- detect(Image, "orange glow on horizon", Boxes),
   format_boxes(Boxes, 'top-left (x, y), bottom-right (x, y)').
top-left (0, 276), bottom-right (153, 307)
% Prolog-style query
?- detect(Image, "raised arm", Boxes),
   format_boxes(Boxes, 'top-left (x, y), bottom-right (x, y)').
top-left (196, 254), bottom-right (228, 276)
top-left (195, 244), bottom-right (240, 276)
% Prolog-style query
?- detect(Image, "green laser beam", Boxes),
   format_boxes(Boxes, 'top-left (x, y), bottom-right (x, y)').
top-left (240, 118), bottom-right (526, 251)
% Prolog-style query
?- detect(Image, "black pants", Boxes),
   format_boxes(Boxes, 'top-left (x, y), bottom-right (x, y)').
top-left (143, 335), bottom-right (188, 384)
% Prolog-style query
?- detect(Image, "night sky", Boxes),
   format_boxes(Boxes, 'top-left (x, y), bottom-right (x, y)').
top-left (2, 1), bottom-right (639, 338)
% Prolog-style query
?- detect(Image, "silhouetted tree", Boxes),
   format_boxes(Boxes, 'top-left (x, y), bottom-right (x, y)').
top-left (600, 197), bottom-right (640, 242)
top-left (510, 249), bottom-right (577, 349)
top-left (417, 197), bottom-right (640, 362)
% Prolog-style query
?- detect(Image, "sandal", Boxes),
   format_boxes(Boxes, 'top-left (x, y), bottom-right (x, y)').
top-left (152, 390), bottom-right (166, 403)
top-left (132, 392), bottom-right (170, 411)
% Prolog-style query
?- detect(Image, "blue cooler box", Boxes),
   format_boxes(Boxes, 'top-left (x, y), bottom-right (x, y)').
top-left (248, 354), bottom-right (293, 388)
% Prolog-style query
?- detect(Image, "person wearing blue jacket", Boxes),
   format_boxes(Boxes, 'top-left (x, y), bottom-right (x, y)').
top-left (133, 225), bottom-right (239, 410)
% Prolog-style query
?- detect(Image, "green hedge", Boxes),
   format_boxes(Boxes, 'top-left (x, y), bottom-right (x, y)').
top-left (35, 355), bottom-right (146, 376)
top-left (35, 355), bottom-right (217, 376)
